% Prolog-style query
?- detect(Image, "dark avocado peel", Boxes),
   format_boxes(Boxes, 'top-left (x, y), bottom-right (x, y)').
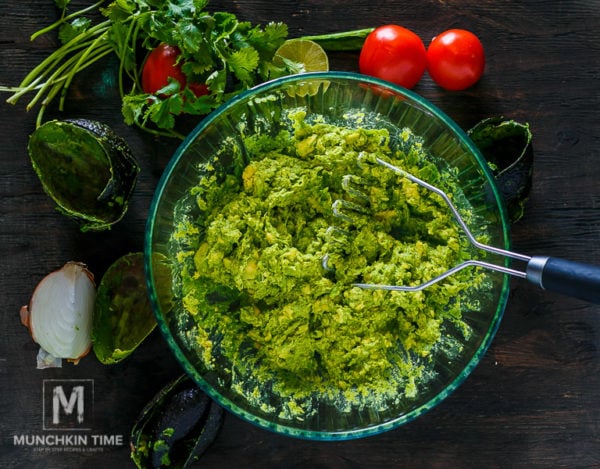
top-left (92, 253), bottom-right (160, 365)
top-left (27, 118), bottom-right (140, 231)
top-left (130, 374), bottom-right (224, 469)
top-left (468, 117), bottom-right (533, 223)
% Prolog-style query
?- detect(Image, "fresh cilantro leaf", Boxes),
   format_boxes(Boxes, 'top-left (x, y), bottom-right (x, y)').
top-left (180, 91), bottom-right (214, 115)
top-left (166, 93), bottom-right (183, 116)
top-left (206, 68), bottom-right (228, 94)
top-left (149, 98), bottom-right (176, 129)
top-left (192, 0), bottom-right (210, 12)
top-left (259, 60), bottom-right (288, 81)
top-left (167, 2), bottom-right (188, 19)
top-left (102, 1), bottom-right (138, 21)
top-left (54, 0), bottom-right (71, 11)
top-left (122, 94), bottom-right (151, 126)
top-left (227, 48), bottom-right (260, 85)
top-left (156, 79), bottom-right (181, 97)
top-left (181, 50), bottom-right (214, 77)
top-left (248, 22), bottom-right (288, 57)
top-left (173, 20), bottom-right (204, 54)
top-left (277, 56), bottom-right (306, 75)
top-left (212, 12), bottom-right (240, 40)
top-left (167, 0), bottom-right (206, 19)
top-left (58, 17), bottom-right (92, 45)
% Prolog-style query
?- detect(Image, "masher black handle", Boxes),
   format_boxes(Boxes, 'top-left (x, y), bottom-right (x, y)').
top-left (526, 256), bottom-right (600, 304)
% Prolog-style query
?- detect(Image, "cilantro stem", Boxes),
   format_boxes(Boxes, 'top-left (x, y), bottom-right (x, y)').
top-left (13, 41), bottom-right (95, 103)
top-left (3, 18), bottom-right (113, 129)
top-left (15, 20), bottom-right (111, 93)
top-left (1, 76), bottom-right (45, 103)
top-left (136, 124), bottom-right (186, 140)
top-left (1, 0), bottom-right (377, 137)
top-left (114, 17), bottom-right (140, 98)
top-left (129, 21), bottom-right (144, 93)
top-left (26, 55), bottom-right (80, 110)
top-left (59, 35), bottom-right (111, 110)
top-left (23, 37), bottom-right (110, 109)
top-left (30, 0), bottom-right (108, 42)
top-left (26, 43), bottom-right (111, 112)
top-left (299, 28), bottom-right (375, 51)
top-left (34, 45), bottom-right (112, 127)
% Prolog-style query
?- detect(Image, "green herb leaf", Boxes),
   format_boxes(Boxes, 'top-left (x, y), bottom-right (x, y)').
top-left (275, 56), bottom-right (306, 75)
top-left (107, 21), bottom-right (137, 73)
top-left (180, 91), bottom-right (214, 115)
top-left (228, 47), bottom-right (260, 85)
top-left (248, 22), bottom-right (289, 58)
top-left (149, 98), bottom-right (177, 130)
top-left (173, 20), bottom-right (204, 53)
top-left (206, 68), bottom-right (227, 93)
top-left (122, 94), bottom-right (151, 126)
top-left (3, 0), bottom-right (365, 138)
top-left (54, 0), bottom-right (71, 11)
top-left (58, 17), bottom-right (92, 45)
top-left (101, 1), bottom-right (137, 21)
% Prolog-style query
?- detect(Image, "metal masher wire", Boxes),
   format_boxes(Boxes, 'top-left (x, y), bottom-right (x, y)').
top-left (350, 158), bottom-right (531, 292)
top-left (324, 156), bottom-right (600, 305)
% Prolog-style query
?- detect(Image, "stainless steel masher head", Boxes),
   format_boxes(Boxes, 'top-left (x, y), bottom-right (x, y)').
top-left (326, 156), bottom-right (600, 304)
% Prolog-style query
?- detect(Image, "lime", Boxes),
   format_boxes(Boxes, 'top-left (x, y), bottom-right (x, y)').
top-left (274, 39), bottom-right (330, 96)
top-left (274, 39), bottom-right (329, 73)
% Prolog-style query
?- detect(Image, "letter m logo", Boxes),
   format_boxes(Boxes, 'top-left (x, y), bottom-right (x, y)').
top-left (43, 379), bottom-right (94, 430)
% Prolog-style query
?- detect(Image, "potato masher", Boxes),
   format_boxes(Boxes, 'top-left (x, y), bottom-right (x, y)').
top-left (327, 156), bottom-right (600, 304)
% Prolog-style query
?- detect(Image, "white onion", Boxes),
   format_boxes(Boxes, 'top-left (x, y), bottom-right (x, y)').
top-left (20, 262), bottom-right (96, 365)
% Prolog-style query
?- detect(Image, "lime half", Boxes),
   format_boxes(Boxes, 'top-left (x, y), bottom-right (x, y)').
top-left (274, 39), bottom-right (329, 96)
top-left (274, 39), bottom-right (329, 73)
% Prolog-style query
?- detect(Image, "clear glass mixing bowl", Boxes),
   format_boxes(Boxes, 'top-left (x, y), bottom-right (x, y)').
top-left (145, 72), bottom-right (511, 440)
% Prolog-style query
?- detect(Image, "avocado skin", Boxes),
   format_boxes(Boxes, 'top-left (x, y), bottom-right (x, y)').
top-left (28, 118), bottom-right (140, 231)
top-left (130, 374), bottom-right (224, 469)
top-left (468, 117), bottom-right (533, 223)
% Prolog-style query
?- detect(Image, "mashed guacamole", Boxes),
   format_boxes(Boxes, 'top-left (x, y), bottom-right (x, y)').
top-left (171, 109), bottom-right (489, 419)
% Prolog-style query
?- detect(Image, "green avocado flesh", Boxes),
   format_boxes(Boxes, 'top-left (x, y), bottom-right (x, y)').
top-left (30, 123), bottom-right (111, 210)
top-left (170, 109), bottom-right (491, 420)
top-left (92, 253), bottom-right (159, 364)
top-left (28, 119), bottom-right (139, 230)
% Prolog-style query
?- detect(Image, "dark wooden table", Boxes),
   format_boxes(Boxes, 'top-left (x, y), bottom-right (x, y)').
top-left (1, 1), bottom-right (599, 468)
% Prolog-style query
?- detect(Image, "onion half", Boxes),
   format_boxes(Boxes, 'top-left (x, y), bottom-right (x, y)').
top-left (20, 262), bottom-right (96, 367)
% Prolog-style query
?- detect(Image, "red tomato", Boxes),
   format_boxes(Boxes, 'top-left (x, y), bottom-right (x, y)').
top-left (188, 82), bottom-right (209, 97)
top-left (141, 44), bottom-right (186, 94)
top-left (141, 43), bottom-right (208, 97)
top-left (426, 29), bottom-right (485, 91)
top-left (359, 25), bottom-right (427, 89)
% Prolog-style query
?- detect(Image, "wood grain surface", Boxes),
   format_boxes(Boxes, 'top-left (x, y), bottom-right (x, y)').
top-left (1, 1), bottom-right (599, 468)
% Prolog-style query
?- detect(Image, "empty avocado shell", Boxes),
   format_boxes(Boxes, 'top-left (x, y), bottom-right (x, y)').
top-left (92, 253), bottom-right (159, 365)
top-left (27, 119), bottom-right (140, 231)
top-left (468, 117), bottom-right (533, 223)
top-left (130, 374), bottom-right (224, 468)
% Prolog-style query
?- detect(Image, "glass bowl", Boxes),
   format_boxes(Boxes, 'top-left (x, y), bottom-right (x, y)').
top-left (145, 72), bottom-right (511, 440)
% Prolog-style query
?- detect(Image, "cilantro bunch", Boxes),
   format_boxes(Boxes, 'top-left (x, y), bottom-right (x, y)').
top-left (110, 0), bottom-right (291, 136)
top-left (1, 0), bottom-right (372, 138)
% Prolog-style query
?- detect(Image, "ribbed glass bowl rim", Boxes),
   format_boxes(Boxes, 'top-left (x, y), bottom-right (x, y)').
top-left (145, 71), bottom-right (512, 440)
